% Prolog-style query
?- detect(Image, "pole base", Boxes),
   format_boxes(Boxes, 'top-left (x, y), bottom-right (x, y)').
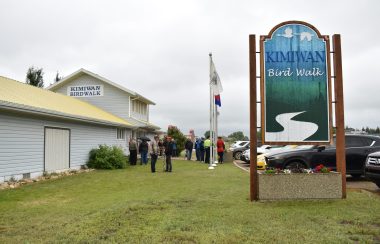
top-left (208, 166), bottom-right (215, 170)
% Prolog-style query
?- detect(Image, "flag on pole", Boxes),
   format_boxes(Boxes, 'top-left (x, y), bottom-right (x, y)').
top-left (210, 59), bottom-right (223, 95)
top-left (215, 94), bottom-right (221, 107)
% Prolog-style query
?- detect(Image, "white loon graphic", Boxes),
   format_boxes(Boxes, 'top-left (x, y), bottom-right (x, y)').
top-left (277, 27), bottom-right (314, 41)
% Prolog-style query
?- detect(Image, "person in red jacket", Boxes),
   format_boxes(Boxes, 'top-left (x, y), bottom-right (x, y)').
top-left (216, 136), bottom-right (225, 164)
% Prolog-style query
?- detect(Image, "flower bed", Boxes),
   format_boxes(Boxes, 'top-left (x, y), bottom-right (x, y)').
top-left (258, 165), bottom-right (342, 200)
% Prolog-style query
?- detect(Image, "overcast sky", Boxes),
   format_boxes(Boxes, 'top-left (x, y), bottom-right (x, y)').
top-left (1, 0), bottom-right (379, 137)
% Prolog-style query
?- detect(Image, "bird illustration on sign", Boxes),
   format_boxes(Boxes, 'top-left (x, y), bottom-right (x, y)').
top-left (277, 27), bottom-right (314, 41)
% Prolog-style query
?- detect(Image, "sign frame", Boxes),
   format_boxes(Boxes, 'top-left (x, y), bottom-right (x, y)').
top-left (260, 20), bottom-right (333, 145)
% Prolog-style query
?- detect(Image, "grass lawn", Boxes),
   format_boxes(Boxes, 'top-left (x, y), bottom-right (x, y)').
top-left (1, 160), bottom-right (380, 243)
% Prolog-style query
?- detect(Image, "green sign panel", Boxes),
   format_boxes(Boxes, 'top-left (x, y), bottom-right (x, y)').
top-left (262, 21), bottom-right (331, 144)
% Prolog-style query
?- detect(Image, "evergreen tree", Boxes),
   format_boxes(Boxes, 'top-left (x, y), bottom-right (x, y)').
top-left (26, 66), bottom-right (44, 87)
top-left (376, 127), bottom-right (380, 134)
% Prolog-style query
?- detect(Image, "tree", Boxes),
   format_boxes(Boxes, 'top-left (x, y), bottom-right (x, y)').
top-left (167, 125), bottom-right (187, 154)
top-left (54, 71), bottom-right (63, 83)
top-left (228, 131), bottom-right (248, 141)
top-left (26, 66), bottom-right (44, 87)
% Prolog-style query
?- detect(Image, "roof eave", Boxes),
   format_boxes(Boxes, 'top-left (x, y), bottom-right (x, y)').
top-left (0, 101), bottom-right (135, 129)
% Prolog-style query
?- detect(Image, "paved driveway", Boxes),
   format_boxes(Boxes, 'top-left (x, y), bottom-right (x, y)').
top-left (234, 160), bottom-right (380, 195)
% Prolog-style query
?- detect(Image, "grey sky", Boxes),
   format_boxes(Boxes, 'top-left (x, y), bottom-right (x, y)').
top-left (1, 0), bottom-right (379, 137)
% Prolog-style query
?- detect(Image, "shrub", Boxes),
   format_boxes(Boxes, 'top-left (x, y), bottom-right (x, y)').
top-left (87, 145), bottom-right (126, 169)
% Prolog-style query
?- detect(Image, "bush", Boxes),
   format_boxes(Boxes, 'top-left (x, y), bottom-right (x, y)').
top-left (87, 145), bottom-right (126, 169)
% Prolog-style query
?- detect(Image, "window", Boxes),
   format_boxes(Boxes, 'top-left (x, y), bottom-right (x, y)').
top-left (117, 128), bottom-right (126, 139)
top-left (346, 136), bottom-right (365, 147)
top-left (132, 100), bottom-right (147, 115)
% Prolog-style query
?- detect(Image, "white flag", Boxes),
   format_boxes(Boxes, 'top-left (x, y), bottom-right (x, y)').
top-left (210, 59), bottom-right (223, 95)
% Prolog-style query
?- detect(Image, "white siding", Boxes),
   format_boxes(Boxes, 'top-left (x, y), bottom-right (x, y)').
top-left (0, 113), bottom-right (129, 178)
top-left (54, 74), bottom-right (131, 121)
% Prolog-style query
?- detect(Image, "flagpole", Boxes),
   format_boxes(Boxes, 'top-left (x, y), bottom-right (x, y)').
top-left (211, 93), bottom-right (217, 167)
top-left (208, 53), bottom-right (215, 170)
top-left (215, 105), bottom-right (218, 164)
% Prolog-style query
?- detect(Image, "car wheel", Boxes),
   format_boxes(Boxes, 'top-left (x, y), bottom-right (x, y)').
top-left (234, 152), bottom-right (242, 160)
top-left (285, 161), bottom-right (306, 169)
top-left (375, 181), bottom-right (380, 188)
top-left (350, 174), bottom-right (362, 179)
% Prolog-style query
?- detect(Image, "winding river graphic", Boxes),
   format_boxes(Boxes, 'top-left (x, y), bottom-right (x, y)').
top-left (264, 24), bottom-right (330, 142)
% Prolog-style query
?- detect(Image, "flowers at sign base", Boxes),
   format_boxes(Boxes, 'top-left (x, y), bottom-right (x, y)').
top-left (264, 164), bottom-right (333, 174)
top-left (314, 164), bottom-right (332, 173)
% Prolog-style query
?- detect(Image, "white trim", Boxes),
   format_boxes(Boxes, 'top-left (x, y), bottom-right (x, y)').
top-left (129, 96), bottom-right (131, 117)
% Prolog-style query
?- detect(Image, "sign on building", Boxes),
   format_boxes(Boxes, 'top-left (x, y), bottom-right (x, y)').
top-left (67, 85), bottom-right (104, 97)
top-left (261, 21), bottom-right (332, 144)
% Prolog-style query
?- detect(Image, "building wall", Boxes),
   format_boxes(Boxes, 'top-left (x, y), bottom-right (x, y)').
top-left (54, 74), bottom-right (132, 121)
top-left (53, 74), bottom-right (149, 122)
top-left (0, 112), bottom-right (130, 181)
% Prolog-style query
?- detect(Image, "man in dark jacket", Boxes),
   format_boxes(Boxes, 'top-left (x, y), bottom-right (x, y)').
top-left (164, 136), bottom-right (173, 172)
top-left (185, 138), bottom-right (194, 161)
top-left (139, 140), bottom-right (149, 165)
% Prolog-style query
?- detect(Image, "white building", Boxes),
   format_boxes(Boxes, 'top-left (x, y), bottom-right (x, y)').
top-left (0, 69), bottom-right (160, 183)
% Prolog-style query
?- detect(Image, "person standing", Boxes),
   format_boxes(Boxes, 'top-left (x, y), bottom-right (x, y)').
top-left (217, 136), bottom-right (225, 164)
top-left (164, 136), bottom-right (173, 172)
top-left (129, 138), bottom-right (137, 165)
top-left (185, 138), bottom-right (194, 161)
top-left (195, 138), bottom-right (201, 161)
top-left (139, 139), bottom-right (149, 165)
top-left (172, 139), bottom-right (177, 157)
top-left (158, 139), bottom-right (164, 156)
top-left (204, 136), bottom-right (211, 164)
top-left (150, 135), bottom-right (159, 173)
top-left (200, 138), bottom-right (205, 162)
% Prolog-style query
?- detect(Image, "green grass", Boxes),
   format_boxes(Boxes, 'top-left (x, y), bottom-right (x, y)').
top-left (1, 160), bottom-right (380, 243)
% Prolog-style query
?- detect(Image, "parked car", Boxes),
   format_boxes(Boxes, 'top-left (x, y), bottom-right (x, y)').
top-left (241, 145), bottom-right (298, 169)
top-left (264, 135), bottom-right (380, 178)
top-left (257, 145), bottom-right (285, 155)
top-left (240, 150), bottom-right (266, 169)
top-left (230, 141), bottom-right (250, 160)
top-left (364, 151), bottom-right (380, 188)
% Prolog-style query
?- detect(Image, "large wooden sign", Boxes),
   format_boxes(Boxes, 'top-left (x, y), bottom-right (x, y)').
top-left (249, 21), bottom-right (346, 201)
top-left (260, 21), bottom-right (332, 144)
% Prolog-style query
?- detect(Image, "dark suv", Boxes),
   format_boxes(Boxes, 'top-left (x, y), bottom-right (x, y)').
top-left (265, 134), bottom-right (380, 177)
top-left (365, 151), bottom-right (380, 188)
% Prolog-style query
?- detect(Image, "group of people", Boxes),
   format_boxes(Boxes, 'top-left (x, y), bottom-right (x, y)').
top-left (185, 136), bottom-right (226, 164)
top-left (129, 136), bottom-right (175, 173)
top-left (128, 135), bottom-right (226, 173)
